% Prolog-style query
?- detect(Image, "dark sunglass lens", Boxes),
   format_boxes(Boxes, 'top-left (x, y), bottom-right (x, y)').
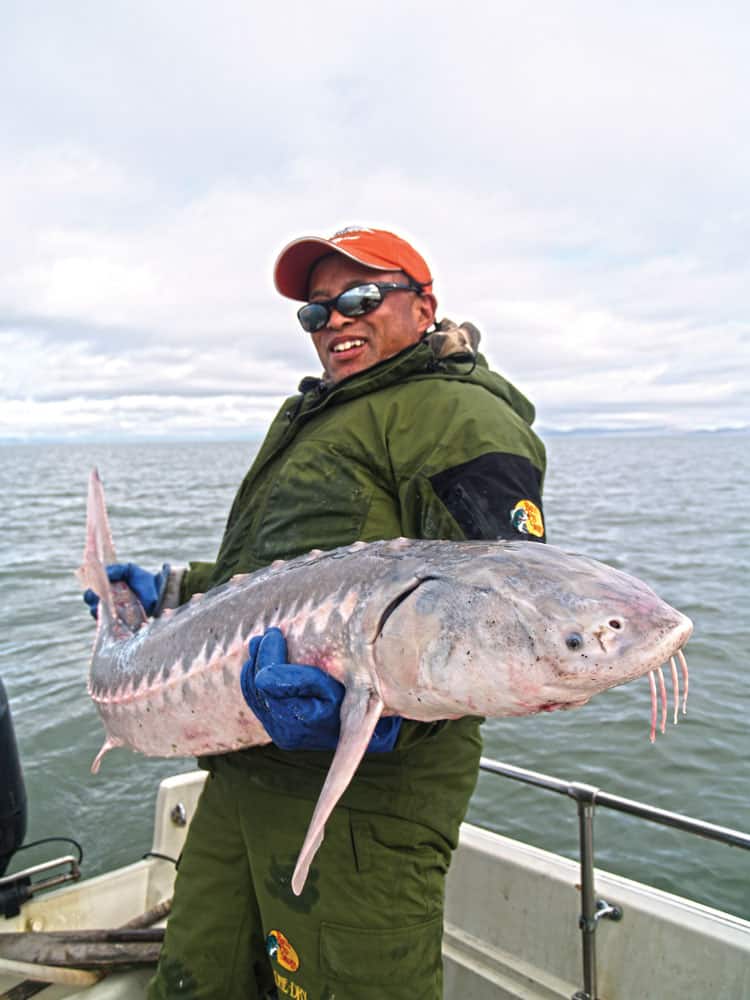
top-left (337, 284), bottom-right (383, 317)
top-left (298, 303), bottom-right (329, 333)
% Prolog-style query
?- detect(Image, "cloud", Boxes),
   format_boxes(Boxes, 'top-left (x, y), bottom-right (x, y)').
top-left (1, 2), bottom-right (748, 439)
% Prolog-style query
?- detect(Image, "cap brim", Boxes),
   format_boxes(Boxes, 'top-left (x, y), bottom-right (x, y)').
top-left (273, 237), bottom-right (393, 301)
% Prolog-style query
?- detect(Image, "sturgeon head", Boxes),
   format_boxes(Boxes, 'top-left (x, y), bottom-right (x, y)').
top-left (372, 540), bottom-right (693, 718)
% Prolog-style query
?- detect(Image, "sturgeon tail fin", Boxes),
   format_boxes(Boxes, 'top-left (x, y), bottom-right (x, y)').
top-left (77, 468), bottom-right (147, 633)
top-left (76, 468), bottom-right (118, 623)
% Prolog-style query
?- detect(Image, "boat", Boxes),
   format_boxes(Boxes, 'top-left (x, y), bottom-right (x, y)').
top-left (2, 748), bottom-right (750, 1000)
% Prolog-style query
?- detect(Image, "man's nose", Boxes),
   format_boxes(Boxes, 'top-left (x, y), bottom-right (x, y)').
top-left (326, 307), bottom-right (353, 331)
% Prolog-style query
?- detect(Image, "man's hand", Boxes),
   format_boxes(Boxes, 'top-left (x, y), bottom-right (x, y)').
top-left (240, 627), bottom-right (402, 752)
top-left (83, 563), bottom-right (171, 618)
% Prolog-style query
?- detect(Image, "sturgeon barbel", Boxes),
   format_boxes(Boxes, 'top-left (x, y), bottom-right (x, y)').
top-left (78, 469), bottom-right (692, 895)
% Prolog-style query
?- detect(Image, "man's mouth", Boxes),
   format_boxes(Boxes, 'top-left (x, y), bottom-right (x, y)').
top-left (331, 339), bottom-right (366, 354)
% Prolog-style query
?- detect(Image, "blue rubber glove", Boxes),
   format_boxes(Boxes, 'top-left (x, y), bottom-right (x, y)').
top-left (240, 627), bottom-right (402, 752)
top-left (83, 563), bottom-right (171, 619)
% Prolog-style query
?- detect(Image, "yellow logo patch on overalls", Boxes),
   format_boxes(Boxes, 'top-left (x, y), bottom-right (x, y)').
top-left (510, 499), bottom-right (545, 538)
top-left (266, 929), bottom-right (300, 972)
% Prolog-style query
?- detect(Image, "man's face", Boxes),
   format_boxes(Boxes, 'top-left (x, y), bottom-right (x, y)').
top-left (306, 255), bottom-right (436, 383)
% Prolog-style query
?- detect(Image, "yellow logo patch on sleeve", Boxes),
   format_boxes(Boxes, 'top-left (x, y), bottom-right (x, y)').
top-left (510, 499), bottom-right (545, 538)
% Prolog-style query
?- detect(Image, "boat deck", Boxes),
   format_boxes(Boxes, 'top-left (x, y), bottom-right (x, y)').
top-left (2, 769), bottom-right (749, 999)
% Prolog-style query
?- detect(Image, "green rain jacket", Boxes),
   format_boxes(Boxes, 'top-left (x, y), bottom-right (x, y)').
top-left (183, 339), bottom-right (546, 849)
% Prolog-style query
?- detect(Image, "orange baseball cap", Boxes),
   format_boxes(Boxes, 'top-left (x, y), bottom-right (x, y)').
top-left (274, 226), bottom-right (433, 301)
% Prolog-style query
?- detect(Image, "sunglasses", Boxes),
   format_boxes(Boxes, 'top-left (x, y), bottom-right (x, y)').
top-left (297, 282), bottom-right (422, 334)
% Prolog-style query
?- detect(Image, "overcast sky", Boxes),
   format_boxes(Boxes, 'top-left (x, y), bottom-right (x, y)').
top-left (2, 1), bottom-right (748, 441)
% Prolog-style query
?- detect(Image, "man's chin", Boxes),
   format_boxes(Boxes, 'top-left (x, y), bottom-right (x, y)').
top-left (325, 350), bottom-right (371, 382)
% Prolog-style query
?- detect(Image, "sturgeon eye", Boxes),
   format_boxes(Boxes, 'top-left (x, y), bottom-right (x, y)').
top-left (609, 619), bottom-right (623, 629)
top-left (566, 633), bottom-right (583, 651)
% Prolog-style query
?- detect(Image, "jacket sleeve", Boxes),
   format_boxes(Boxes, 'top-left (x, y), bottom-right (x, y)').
top-left (391, 381), bottom-right (546, 544)
top-left (425, 451), bottom-right (545, 541)
top-left (179, 560), bottom-right (217, 602)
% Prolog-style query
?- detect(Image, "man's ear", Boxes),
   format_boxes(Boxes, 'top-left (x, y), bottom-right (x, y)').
top-left (415, 292), bottom-right (437, 334)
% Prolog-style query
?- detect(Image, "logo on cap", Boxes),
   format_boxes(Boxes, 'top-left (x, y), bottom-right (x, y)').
top-left (332, 226), bottom-right (375, 243)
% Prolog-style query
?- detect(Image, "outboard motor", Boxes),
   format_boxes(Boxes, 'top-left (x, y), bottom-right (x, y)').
top-left (0, 676), bottom-right (27, 877)
top-left (1, 679), bottom-right (80, 918)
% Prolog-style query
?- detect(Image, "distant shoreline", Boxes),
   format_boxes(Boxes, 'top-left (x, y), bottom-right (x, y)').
top-left (1, 426), bottom-right (748, 446)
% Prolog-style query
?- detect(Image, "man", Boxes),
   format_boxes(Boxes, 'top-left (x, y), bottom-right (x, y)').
top-left (103, 227), bottom-right (546, 999)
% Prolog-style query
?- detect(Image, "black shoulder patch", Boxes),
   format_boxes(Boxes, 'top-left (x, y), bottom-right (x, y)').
top-left (430, 452), bottom-right (545, 541)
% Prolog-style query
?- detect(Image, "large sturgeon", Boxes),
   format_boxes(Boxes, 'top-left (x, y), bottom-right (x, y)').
top-left (78, 469), bottom-right (692, 895)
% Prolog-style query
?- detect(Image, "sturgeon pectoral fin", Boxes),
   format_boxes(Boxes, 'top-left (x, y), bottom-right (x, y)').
top-left (90, 736), bottom-right (123, 774)
top-left (291, 686), bottom-right (384, 896)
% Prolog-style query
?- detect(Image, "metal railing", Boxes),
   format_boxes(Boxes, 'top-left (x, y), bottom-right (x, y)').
top-left (0, 854), bottom-right (81, 919)
top-left (478, 756), bottom-right (750, 1000)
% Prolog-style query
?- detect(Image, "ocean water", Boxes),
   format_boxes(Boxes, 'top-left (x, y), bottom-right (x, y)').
top-left (0, 434), bottom-right (748, 920)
